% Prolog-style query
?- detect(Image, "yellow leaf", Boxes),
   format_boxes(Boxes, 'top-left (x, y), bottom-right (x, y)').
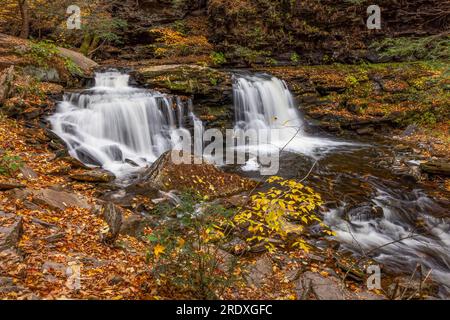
top-left (153, 244), bottom-right (166, 258)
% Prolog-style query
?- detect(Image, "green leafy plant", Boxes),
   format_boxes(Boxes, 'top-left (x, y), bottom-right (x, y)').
top-left (0, 153), bottom-right (23, 176)
top-left (370, 35), bottom-right (450, 61)
top-left (210, 51), bottom-right (227, 66)
top-left (290, 52), bottom-right (300, 64)
top-left (147, 192), bottom-right (239, 299)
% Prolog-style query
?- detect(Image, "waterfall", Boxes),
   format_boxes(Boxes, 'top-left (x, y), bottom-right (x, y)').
top-left (49, 71), bottom-right (196, 178)
top-left (232, 74), bottom-right (353, 171)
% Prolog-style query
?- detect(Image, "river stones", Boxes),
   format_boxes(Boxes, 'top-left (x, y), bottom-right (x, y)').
top-left (345, 203), bottom-right (384, 222)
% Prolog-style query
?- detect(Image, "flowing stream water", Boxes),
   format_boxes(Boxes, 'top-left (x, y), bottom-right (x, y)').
top-left (50, 71), bottom-right (450, 296)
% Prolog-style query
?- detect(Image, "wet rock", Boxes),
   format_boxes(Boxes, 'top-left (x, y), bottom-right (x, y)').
top-left (32, 188), bottom-right (91, 211)
top-left (101, 145), bottom-right (124, 162)
top-left (394, 144), bottom-right (412, 152)
top-left (120, 214), bottom-right (157, 238)
top-left (345, 203), bottom-right (384, 222)
top-left (100, 202), bottom-right (123, 245)
top-left (0, 211), bottom-right (23, 252)
top-left (70, 169), bottom-right (116, 183)
top-left (125, 158), bottom-right (139, 167)
top-left (420, 161), bottom-right (450, 177)
top-left (75, 148), bottom-right (102, 167)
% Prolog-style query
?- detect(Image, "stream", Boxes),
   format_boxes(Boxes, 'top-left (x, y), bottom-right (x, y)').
top-left (49, 70), bottom-right (450, 297)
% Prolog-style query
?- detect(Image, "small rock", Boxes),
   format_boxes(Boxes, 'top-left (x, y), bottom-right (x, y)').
top-left (356, 126), bottom-right (374, 135)
top-left (120, 214), bottom-right (157, 238)
top-left (44, 233), bottom-right (66, 243)
top-left (70, 169), bottom-right (116, 183)
top-left (108, 275), bottom-right (125, 285)
top-left (402, 124), bottom-right (419, 137)
top-left (222, 237), bottom-right (250, 255)
top-left (19, 165), bottom-right (38, 180)
top-left (0, 211), bottom-right (23, 252)
top-left (100, 202), bottom-right (123, 245)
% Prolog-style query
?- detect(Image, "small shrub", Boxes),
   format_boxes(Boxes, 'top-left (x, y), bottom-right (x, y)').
top-left (147, 192), bottom-right (238, 299)
top-left (234, 176), bottom-right (334, 253)
top-left (0, 153), bottom-right (23, 176)
top-left (370, 35), bottom-right (450, 61)
top-left (210, 52), bottom-right (227, 66)
top-left (290, 52), bottom-right (300, 64)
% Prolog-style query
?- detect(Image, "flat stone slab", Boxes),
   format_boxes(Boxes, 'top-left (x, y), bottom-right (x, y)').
top-left (32, 188), bottom-right (91, 211)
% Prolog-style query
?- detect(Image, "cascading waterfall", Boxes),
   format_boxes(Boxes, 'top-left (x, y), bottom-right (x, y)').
top-left (232, 74), bottom-right (352, 171)
top-left (49, 71), bottom-right (196, 178)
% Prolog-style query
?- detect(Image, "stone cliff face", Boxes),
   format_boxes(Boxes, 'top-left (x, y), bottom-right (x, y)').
top-left (207, 0), bottom-right (448, 63)
top-left (108, 0), bottom-right (448, 65)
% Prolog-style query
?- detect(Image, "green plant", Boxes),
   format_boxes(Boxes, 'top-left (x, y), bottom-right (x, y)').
top-left (147, 192), bottom-right (239, 299)
top-left (0, 153), bottom-right (23, 176)
top-left (370, 35), bottom-right (450, 61)
top-left (290, 52), bottom-right (300, 64)
top-left (210, 51), bottom-right (227, 66)
top-left (21, 40), bottom-right (82, 75)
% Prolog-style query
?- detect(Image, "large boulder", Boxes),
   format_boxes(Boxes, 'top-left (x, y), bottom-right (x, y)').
top-left (32, 188), bottom-right (91, 211)
top-left (127, 151), bottom-right (257, 199)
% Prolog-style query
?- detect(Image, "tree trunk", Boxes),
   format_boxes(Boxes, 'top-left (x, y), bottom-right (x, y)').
top-left (18, 0), bottom-right (29, 39)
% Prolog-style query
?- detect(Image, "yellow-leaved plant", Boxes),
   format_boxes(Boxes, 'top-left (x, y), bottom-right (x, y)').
top-left (234, 176), bottom-right (334, 253)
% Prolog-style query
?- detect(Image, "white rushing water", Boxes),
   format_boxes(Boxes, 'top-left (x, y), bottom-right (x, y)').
top-left (232, 74), bottom-right (353, 171)
top-left (324, 188), bottom-right (450, 296)
top-left (49, 71), bottom-right (195, 178)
